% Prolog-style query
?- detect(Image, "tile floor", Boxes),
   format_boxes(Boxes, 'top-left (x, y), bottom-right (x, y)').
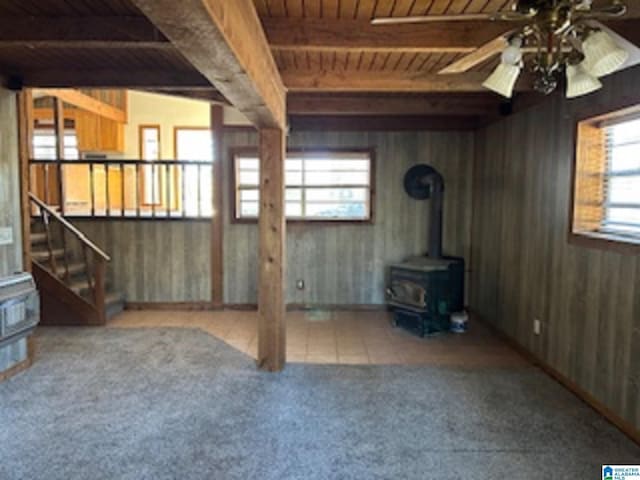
top-left (108, 309), bottom-right (528, 367)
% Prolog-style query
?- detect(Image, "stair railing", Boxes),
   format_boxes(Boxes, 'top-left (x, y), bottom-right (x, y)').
top-left (29, 193), bottom-right (111, 322)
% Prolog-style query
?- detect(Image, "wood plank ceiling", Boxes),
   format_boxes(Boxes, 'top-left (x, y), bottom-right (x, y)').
top-left (257, 0), bottom-right (512, 78)
top-left (253, 0), bottom-right (519, 127)
top-left (0, 0), bottom-right (639, 129)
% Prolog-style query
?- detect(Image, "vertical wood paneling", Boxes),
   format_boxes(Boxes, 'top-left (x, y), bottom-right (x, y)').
top-left (68, 128), bottom-right (473, 307)
top-left (0, 86), bottom-right (22, 277)
top-left (73, 220), bottom-right (211, 302)
top-left (471, 65), bottom-right (640, 431)
top-left (224, 129), bottom-right (474, 305)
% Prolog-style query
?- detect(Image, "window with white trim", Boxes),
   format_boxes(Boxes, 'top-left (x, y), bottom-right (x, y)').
top-left (602, 118), bottom-right (640, 238)
top-left (233, 150), bottom-right (373, 221)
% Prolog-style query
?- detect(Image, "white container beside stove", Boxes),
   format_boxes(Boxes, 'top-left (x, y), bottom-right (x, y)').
top-left (450, 311), bottom-right (468, 333)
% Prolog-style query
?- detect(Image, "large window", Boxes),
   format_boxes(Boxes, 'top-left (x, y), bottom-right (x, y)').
top-left (233, 149), bottom-right (373, 222)
top-left (572, 107), bottom-right (640, 249)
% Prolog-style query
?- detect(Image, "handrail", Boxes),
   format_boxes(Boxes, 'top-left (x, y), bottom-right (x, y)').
top-left (28, 157), bottom-right (214, 219)
top-left (28, 193), bottom-right (111, 261)
top-left (29, 158), bottom-right (213, 166)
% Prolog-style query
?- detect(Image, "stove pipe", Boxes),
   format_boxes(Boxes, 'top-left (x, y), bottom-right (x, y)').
top-left (421, 170), bottom-right (444, 259)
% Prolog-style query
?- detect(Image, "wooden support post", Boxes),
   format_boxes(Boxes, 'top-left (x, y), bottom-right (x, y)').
top-left (257, 128), bottom-right (286, 372)
top-left (17, 90), bottom-right (33, 273)
top-left (53, 97), bottom-right (65, 212)
top-left (211, 105), bottom-right (224, 307)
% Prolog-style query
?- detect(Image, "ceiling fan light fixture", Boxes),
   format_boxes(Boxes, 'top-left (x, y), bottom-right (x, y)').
top-left (483, 63), bottom-right (521, 98)
top-left (566, 64), bottom-right (603, 98)
top-left (501, 36), bottom-right (524, 65)
top-left (581, 30), bottom-right (629, 77)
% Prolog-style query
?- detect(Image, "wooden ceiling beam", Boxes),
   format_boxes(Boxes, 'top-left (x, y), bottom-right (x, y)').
top-left (35, 88), bottom-right (127, 123)
top-left (282, 70), bottom-right (531, 93)
top-left (263, 18), bottom-right (515, 53)
top-left (132, 0), bottom-right (286, 129)
top-left (0, 41), bottom-right (172, 50)
top-left (288, 115), bottom-right (482, 131)
top-left (142, 88), bottom-right (229, 104)
top-left (287, 93), bottom-right (501, 116)
top-left (21, 69), bottom-right (211, 88)
top-left (0, 17), bottom-right (167, 43)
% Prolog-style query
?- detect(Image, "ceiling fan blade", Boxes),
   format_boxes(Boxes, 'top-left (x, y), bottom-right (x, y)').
top-left (371, 10), bottom-right (533, 25)
top-left (371, 14), bottom-right (493, 25)
top-left (438, 35), bottom-right (511, 74)
top-left (581, 3), bottom-right (627, 18)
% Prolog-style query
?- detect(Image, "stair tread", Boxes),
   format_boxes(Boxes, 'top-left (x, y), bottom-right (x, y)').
top-left (69, 279), bottom-right (91, 295)
top-left (30, 232), bottom-right (47, 244)
top-left (55, 262), bottom-right (86, 278)
top-left (32, 248), bottom-right (65, 260)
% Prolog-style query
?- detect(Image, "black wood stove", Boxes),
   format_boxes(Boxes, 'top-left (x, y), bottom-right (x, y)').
top-left (386, 165), bottom-right (465, 336)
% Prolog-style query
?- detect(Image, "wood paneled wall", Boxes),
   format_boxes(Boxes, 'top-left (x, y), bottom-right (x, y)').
top-left (0, 86), bottom-right (22, 277)
top-left (73, 220), bottom-right (212, 302)
top-left (223, 129), bottom-right (474, 305)
top-left (75, 129), bottom-right (474, 305)
top-left (471, 65), bottom-right (640, 431)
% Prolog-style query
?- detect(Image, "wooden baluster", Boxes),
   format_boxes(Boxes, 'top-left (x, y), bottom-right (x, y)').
top-left (136, 164), bottom-right (141, 218)
top-left (89, 162), bottom-right (95, 216)
top-left (152, 163), bottom-right (157, 218)
top-left (57, 163), bottom-right (65, 216)
top-left (166, 163), bottom-right (171, 218)
top-left (120, 163), bottom-right (125, 217)
top-left (44, 163), bottom-right (50, 205)
top-left (41, 210), bottom-right (59, 277)
top-left (94, 257), bottom-right (106, 324)
top-left (82, 245), bottom-right (94, 297)
top-left (197, 164), bottom-right (202, 218)
top-left (105, 163), bottom-right (111, 217)
top-left (181, 163), bottom-right (186, 218)
top-left (59, 221), bottom-right (70, 282)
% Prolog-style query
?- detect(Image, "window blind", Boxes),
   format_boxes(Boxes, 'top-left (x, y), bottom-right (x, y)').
top-left (602, 117), bottom-right (640, 238)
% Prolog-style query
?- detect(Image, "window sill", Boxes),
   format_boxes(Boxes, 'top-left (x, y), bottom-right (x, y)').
top-left (231, 219), bottom-right (375, 226)
top-left (569, 230), bottom-right (640, 255)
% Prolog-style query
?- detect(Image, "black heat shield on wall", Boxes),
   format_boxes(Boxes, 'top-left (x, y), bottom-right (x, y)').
top-left (403, 164), bottom-right (444, 258)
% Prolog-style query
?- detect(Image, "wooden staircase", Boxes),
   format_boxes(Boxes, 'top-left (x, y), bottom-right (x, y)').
top-left (29, 194), bottom-right (124, 326)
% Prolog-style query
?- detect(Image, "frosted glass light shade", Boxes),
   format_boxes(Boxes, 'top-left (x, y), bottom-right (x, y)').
top-left (501, 37), bottom-right (523, 65)
top-left (483, 63), bottom-right (521, 98)
top-left (566, 64), bottom-right (602, 98)
top-left (582, 30), bottom-right (629, 77)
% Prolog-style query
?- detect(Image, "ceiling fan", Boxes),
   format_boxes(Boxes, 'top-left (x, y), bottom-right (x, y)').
top-left (372, 0), bottom-right (634, 98)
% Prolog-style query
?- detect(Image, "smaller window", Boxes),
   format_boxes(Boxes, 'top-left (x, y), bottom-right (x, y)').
top-left (33, 129), bottom-right (79, 160)
top-left (233, 149), bottom-right (373, 222)
top-left (572, 106), bottom-right (640, 250)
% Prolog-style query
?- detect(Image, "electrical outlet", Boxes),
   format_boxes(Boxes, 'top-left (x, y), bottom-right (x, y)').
top-left (0, 227), bottom-right (13, 246)
top-left (296, 279), bottom-right (305, 290)
top-left (533, 319), bottom-right (541, 336)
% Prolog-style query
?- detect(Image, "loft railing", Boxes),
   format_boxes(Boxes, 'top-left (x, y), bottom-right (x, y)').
top-left (29, 159), bottom-right (214, 219)
top-left (29, 193), bottom-right (111, 323)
